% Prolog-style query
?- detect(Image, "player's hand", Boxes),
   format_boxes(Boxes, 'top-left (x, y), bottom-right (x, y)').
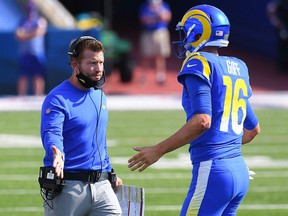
top-left (51, 146), bottom-right (64, 179)
top-left (128, 146), bottom-right (161, 172)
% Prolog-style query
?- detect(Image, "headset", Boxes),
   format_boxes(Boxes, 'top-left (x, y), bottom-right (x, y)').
top-left (68, 36), bottom-right (106, 90)
top-left (68, 35), bottom-right (98, 58)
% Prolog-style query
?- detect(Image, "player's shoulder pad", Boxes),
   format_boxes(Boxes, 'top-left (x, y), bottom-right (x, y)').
top-left (180, 52), bottom-right (211, 80)
top-left (181, 52), bottom-right (208, 70)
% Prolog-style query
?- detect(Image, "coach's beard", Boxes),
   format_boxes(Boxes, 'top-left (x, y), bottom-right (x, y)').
top-left (76, 66), bottom-right (105, 90)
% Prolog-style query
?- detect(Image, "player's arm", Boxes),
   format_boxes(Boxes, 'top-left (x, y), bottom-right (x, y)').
top-left (155, 112), bottom-right (211, 155)
top-left (128, 114), bottom-right (210, 172)
top-left (15, 17), bottom-right (47, 41)
top-left (35, 17), bottom-right (47, 36)
top-left (158, 4), bottom-right (172, 23)
top-left (16, 27), bottom-right (38, 41)
top-left (242, 125), bottom-right (260, 144)
top-left (128, 75), bottom-right (211, 172)
top-left (242, 101), bottom-right (260, 144)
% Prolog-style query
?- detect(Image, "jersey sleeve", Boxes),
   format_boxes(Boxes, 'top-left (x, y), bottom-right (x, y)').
top-left (41, 95), bottom-right (65, 165)
top-left (184, 74), bottom-right (212, 117)
top-left (244, 100), bottom-right (259, 130)
top-left (178, 53), bottom-right (212, 87)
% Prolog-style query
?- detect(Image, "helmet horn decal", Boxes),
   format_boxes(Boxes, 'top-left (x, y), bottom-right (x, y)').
top-left (180, 9), bottom-right (210, 26)
top-left (181, 9), bottom-right (212, 52)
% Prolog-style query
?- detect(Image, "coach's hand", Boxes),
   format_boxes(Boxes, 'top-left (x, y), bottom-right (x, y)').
top-left (52, 145), bottom-right (64, 179)
top-left (114, 177), bottom-right (123, 192)
top-left (128, 146), bottom-right (162, 172)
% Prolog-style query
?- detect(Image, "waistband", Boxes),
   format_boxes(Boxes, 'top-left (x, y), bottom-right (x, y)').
top-left (63, 170), bottom-right (109, 183)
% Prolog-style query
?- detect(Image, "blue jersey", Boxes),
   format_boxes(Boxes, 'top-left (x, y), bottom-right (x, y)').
top-left (139, 2), bottom-right (171, 31)
top-left (40, 80), bottom-right (112, 172)
top-left (178, 52), bottom-right (258, 163)
top-left (18, 15), bottom-right (45, 57)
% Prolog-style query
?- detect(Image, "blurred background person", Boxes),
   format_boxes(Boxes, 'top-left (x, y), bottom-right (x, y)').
top-left (267, 0), bottom-right (288, 74)
top-left (15, 0), bottom-right (47, 95)
top-left (138, 0), bottom-right (172, 85)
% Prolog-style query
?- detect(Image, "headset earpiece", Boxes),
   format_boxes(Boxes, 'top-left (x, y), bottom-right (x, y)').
top-left (68, 36), bottom-right (98, 58)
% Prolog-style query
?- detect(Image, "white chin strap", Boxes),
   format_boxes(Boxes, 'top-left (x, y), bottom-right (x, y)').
top-left (185, 40), bottom-right (207, 57)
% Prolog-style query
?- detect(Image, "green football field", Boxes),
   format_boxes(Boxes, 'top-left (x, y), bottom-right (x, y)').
top-left (0, 109), bottom-right (287, 216)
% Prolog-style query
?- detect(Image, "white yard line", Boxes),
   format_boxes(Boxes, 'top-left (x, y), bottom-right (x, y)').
top-left (1, 204), bottom-right (288, 213)
top-left (144, 204), bottom-right (288, 211)
top-left (0, 134), bottom-right (41, 148)
top-left (0, 91), bottom-right (288, 111)
top-left (1, 186), bottom-right (288, 196)
top-left (110, 154), bottom-right (288, 170)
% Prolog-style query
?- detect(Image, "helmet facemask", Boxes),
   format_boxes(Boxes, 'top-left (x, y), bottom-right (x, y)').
top-left (172, 22), bottom-right (190, 59)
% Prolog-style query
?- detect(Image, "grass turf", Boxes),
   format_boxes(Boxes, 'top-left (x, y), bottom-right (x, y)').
top-left (0, 109), bottom-right (287, 215)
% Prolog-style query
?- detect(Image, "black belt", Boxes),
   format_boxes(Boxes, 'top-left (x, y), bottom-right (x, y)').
top-left (64, 170), bottom-right (105, 183)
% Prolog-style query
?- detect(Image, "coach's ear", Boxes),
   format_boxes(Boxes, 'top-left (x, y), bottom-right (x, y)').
top-left (70, 60), bottom-right (77, 69)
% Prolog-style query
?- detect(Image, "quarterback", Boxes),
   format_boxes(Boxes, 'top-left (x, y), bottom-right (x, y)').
top-left (128, 4), bottom-right (260, 216)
